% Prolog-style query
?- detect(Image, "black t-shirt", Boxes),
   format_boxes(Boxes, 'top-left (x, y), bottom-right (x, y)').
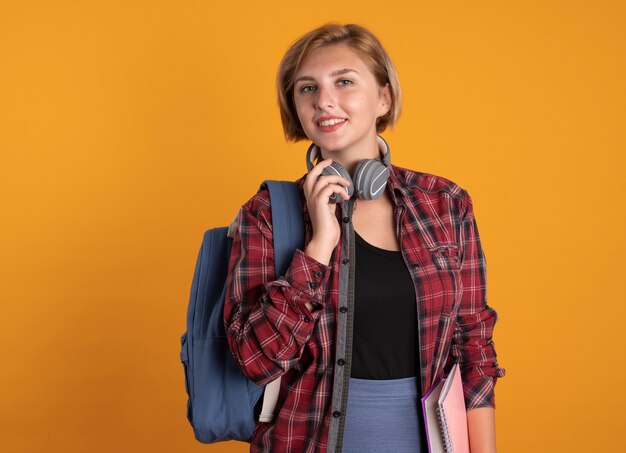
top-left (351, 229), bottom-right (419, 380)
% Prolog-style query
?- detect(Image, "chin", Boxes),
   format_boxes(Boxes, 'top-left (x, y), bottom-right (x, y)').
top-left (312, 135), bottom-right (349, 152)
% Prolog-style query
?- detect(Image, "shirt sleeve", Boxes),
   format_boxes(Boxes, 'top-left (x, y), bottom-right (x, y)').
top-left (223, 199), bottom-right (331, 386)
top-left (449, 192), bottom-right (506, 409)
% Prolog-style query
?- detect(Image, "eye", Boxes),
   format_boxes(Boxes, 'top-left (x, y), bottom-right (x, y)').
top-left (338, 79), bottom-right (353, 86)
top-left (299, 85), bottom-right (316, 93)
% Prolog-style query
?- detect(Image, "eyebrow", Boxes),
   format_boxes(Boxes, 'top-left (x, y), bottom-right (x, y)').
top-left (294, 68), bottom-right (360, 85)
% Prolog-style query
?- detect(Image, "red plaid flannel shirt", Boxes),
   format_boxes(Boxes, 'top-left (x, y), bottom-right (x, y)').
top-left (224, 163), bottom-right (505, 453)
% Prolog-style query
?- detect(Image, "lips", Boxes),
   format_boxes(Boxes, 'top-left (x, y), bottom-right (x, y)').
top-left (318, 118), bottom-right (345, 126)
top-left (316, 117), bottom-right (347, 132)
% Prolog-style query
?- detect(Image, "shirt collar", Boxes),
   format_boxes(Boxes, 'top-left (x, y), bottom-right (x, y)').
top-left (387, 163), bottom-right (414, 206)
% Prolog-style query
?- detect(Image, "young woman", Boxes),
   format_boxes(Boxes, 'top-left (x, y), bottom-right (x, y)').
top-left (224, 23), bottom-right (505, 453)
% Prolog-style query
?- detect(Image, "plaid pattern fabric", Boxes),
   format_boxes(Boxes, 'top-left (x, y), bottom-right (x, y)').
top-left (224, 163), bottom-right (505, 453)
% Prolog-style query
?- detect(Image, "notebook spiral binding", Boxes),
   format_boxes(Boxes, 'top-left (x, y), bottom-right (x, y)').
top-left (436, 404), bottom-right (454, 453)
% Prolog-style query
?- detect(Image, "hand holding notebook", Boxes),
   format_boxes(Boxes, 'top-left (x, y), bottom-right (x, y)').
top-left (421, 363), bottom-right (470, 453)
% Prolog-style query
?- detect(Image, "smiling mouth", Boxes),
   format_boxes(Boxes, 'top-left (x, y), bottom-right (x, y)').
top-left (318, 118), bottom-right (346, 127)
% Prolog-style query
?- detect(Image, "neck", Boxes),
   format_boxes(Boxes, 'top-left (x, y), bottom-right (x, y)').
top-left (318, 135), bottom-right (381, 175)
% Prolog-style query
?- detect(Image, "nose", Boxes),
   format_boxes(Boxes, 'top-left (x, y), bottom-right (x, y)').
top-left (314, 84), bottom-right (335, 110)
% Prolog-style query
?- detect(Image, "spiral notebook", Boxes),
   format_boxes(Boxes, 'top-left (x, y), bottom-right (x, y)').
top-left (421, 363), bottom-right (470, 453)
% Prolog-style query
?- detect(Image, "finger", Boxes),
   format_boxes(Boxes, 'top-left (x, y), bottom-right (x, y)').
top-left (311, 176), bottom-right (350, 199)
top-left (304, 158), bottom-right (333, 195)
top-left (317, 183), bottom-right (351, 203)
top-left (309, 177), bottom-right (351, 206)
top-left (315, 174), bottom-right (351, 187)
top-left (305, 160), bottom-right (351, 199)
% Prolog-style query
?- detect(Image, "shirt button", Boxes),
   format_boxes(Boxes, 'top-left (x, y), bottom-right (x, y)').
top-left (314, 271), bottom-right (322, 278)
top-left (412, 263), bottom-right (420, 268)
top-left (332, 411), bottom-right (341, 418)
top-left (341, 258), bottom-right (349, 265)
top-left (309, 282), bottom-right (318, 289)
top-left (342, 216), bottom-right (350, 223)
top-left (339, 306), bottom-right (348, 313)
top-left (303, 316), bottom-right (311, 323)
top-left (337, 359), bottom-right (345, 366)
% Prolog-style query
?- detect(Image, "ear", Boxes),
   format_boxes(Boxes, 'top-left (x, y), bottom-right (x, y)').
top-left (376, 83), bottom-right (392, 118)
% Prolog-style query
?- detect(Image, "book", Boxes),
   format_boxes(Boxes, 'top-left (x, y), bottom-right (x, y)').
top-left (421, 363), bottom-right (470, 453)
top-left (422, 376), bottom-right (446, 453)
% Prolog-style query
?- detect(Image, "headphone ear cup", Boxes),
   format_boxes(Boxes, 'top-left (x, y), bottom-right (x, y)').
top-left (321, 161), bottom-right (354, 202)
top-left (353, 159), bottom-right (390, 200)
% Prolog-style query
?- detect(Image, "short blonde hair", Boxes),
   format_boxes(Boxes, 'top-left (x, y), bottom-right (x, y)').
top-left (276, 23), bottom-right (402, 142)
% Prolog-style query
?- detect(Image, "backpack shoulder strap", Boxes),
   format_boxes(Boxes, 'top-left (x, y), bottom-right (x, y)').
top-left (256, 180), bottom-right (304, 423)
top-left (259, 180), bottom-right (305, 277)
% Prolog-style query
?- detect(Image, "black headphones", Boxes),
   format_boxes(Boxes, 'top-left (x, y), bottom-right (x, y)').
top-left (305, 135), bottom-right (392, 204)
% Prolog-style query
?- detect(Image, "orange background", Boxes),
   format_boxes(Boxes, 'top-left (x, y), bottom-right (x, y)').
top-left (1, 1), bottom-right (625, 452)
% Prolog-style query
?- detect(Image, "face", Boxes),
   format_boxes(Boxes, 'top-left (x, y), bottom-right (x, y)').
top-left (293, 43), bottom-right (391, 158)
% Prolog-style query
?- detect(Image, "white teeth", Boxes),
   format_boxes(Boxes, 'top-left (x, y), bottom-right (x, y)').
top-left (318, 118), bottom-right (345, 127)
